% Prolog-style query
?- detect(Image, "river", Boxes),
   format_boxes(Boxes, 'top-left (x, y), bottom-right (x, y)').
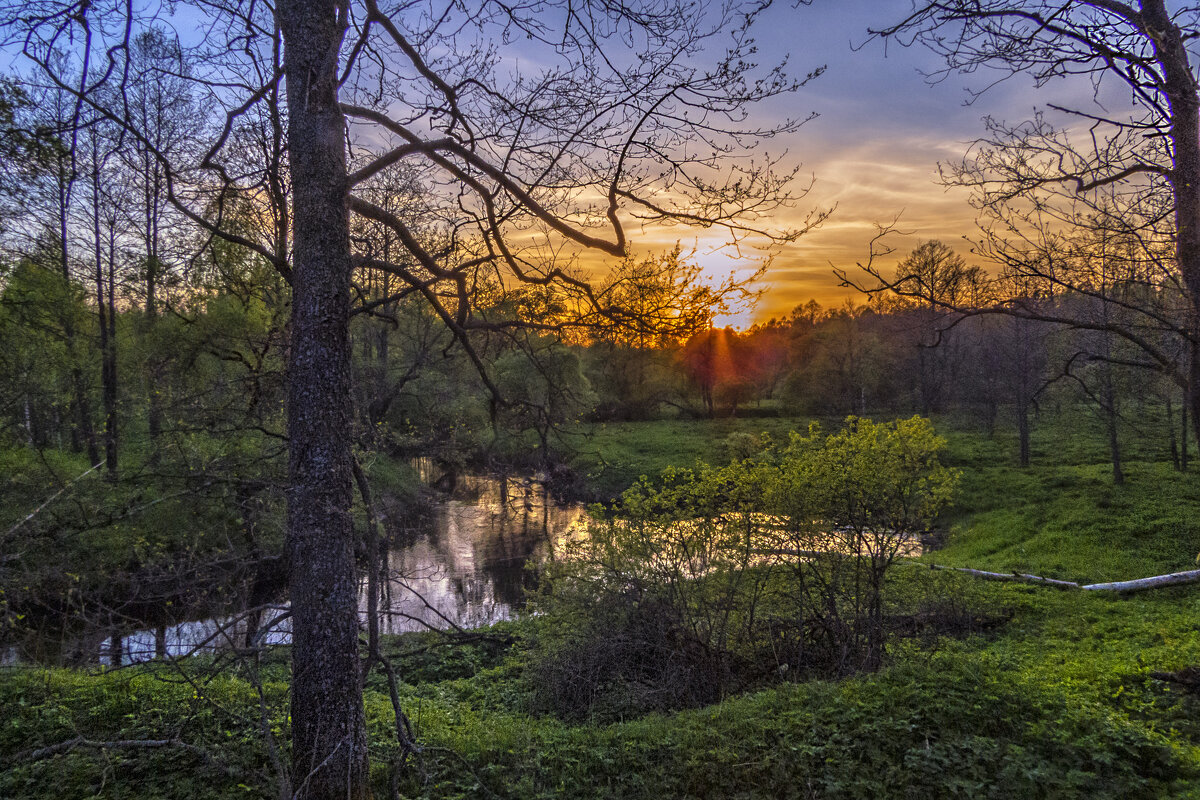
top-left (1, 469), bottom-right (588, 666)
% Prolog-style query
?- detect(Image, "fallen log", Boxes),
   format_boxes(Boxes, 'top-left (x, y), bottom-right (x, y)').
top-left (927, 565), bottom-right (1082, 589)
top-left (1082, 568), bottom-right (1200, 592)
top-left (924, 564), bottom-right (1200, 594)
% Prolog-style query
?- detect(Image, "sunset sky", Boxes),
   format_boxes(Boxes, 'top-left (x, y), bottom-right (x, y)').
top-left (0, 0), bottom-right (1104, 329)
top-left (680, 0), bottom-right (1095, 327)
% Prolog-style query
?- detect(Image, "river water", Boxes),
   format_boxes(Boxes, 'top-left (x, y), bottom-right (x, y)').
top-left (2, 470), bottom-right (588, 666)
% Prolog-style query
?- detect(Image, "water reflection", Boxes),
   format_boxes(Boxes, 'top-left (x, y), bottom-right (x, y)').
top-left (1, 470), bottom-right (586, 666)
top-left (373, 472), bottom-right (587, 633)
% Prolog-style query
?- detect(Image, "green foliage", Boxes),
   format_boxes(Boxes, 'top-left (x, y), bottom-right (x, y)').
top-left (773, 416), bottom-right (960, 536)
top-left (565, 416), bottom-right (823, 501)
top-left (939, 462), bottom-right (1200, 581)
top-left (529, 417), bottom-right (959, 718)
top-left (5, 580), bottom-right (1200, 800)
top-left (779, 307), bottom-right (897, 416)
top-left (361, 453), bottom-right (422, 505)
top-left (491, 339), bottom-right (597, 463)
top-left (6, 412), bottom-right (1200, 799)
top-left (0, 78), bottom-right (58, 226)
top-left (0, 256), bottom-right (92, 447)
top-left (371, 626), bottom-right (521, 687)
top-left (0, 437), bottom-right (286, 656)
top-left (722, 430), bottom-right (767, 461)
top-left (389, 656), bottom-right (1192, 800)
top-left (0, 664), bottom-right (287, 800)
top-left (583, 344), bottom-right (686, 420)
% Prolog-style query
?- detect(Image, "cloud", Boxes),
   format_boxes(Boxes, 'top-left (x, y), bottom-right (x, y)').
top-left (745, 130), bottom-right (984, 321)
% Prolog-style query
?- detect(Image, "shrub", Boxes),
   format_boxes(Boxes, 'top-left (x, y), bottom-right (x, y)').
top-left (528, 416), bottom-right (959, 719)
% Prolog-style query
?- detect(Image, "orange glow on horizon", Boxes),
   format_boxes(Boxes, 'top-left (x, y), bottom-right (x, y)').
top-left (556, 126), bottom-right (988, 331)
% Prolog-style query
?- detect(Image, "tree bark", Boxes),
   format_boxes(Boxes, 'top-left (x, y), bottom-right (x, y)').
top-left (1141, 2), bottom-right (1200, 453)
top-left (279, 1), bottom-right (370, 797)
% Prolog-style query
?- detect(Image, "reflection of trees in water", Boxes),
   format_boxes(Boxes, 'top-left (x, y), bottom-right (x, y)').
top-left (3, 602), bottom-right (293, 667)
top-left (374, 472), bottom-right (585, 633)
top-left (4, 553), bottom-right (288, 667)
top-left (5, 471), bottom-right (583, 664)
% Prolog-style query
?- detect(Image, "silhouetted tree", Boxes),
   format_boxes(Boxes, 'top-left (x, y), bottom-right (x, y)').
top-left (3, 2), bottom-right (820, 797)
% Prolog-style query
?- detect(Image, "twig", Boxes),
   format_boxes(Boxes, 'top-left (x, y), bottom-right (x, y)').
top-left (3, 461), bottom-right (103, 542)
top-left (8, 735), bottom-right (230, 774)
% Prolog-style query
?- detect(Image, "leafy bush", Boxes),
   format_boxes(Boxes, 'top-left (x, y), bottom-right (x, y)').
top-left (722, 430), bottom-right (766, 461)
top-left (766, 416), bottom-right (960, 673)
top-left (528, 417), bottom-right (959, 719)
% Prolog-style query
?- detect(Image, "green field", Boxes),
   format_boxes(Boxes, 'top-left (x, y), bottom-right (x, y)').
top-left (4, 414), bottom-right (1200, 799)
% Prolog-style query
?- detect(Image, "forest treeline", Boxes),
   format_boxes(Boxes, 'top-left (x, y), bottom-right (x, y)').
top-left (2, 200), bottom-right (1187, 490)
top-left (6, 3), bottom-right (1200, 796)
top-left (0, 49), bottom-right (1190, 670)
top-left (0, 25), bottom-right (1189, 514)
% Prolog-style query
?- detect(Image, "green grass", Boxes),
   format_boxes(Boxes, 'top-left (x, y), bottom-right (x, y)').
top-left (5, 411), bottom-right (1200, 798)
top-left (564, 415), bottom-right (828, 500)
top-left (934, 462), bottom-right (1200, 581)
top-left (567, 410), bottom-right (1200, 579)
top-left (565, 403), bottom-right (1183, 494)
top-left (6, 586), bottom-right (1198, 799)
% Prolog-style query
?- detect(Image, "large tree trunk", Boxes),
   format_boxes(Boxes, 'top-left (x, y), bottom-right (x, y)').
top-left (1144, 2), bottom-right (1200, 453)
top-left (279, 2), bottom-right (370, 798)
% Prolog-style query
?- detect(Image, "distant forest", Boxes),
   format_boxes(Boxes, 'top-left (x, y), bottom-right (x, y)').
top-left (1, 188), bottom-right (1186, 487)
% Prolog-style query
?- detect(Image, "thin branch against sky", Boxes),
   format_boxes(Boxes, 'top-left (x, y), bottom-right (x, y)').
top-left (0, 0), bottom-right (1145, 327)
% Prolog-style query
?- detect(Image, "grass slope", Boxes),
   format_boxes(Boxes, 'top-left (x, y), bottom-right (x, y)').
top-left (4, 412), bottom-right (1200, 798)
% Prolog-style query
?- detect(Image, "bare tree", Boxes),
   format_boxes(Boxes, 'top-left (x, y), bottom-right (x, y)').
top-left (869, 1), bottom-right (1200, 445)
top-left (3, 0), bottom-right (820, 797)
top-left (120, 28), bottom-right (200, 457)
top-left (82, 108), bottom-right (124, 479)
top-left (892, 240), bottom-right (984, 413)
top-left (30, 81), bottom-right (101, 464)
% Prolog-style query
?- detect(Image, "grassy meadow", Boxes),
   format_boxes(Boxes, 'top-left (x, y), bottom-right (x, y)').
top-left (4, 411), bottom-right (1200, 798)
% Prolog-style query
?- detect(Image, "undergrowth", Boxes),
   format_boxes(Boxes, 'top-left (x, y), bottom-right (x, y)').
top-left (4, 413), bottom-right (1200, 798)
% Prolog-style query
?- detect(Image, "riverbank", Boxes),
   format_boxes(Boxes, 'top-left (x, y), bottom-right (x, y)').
top-left (3, 571), bottom-right (1198, 798)
top-left (4, 414), bottom-right (1200, 797)
top-left (0, 453), bottom-right (587, 664)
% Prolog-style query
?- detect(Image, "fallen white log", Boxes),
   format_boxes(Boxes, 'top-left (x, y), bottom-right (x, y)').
top-left (925, 564), bottom-right (1200, 593)
top-left (927, 565), bottom-right (1082, 589)
top-left (1082, 568), bottom-right (1200, 592)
